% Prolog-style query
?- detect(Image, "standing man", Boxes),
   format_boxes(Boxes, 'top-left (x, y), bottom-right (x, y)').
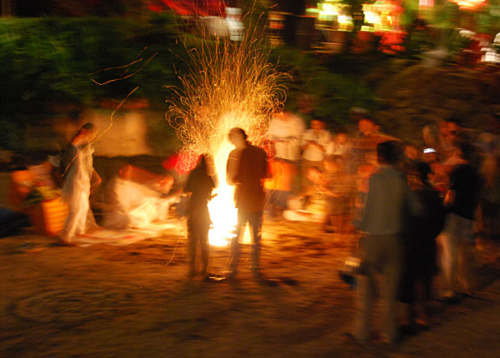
top-left (60, 123), bottom-right (101, 245)
top-left (301, 119), bottom-right (331, 192)
top-left (227, 128), bottom-right (269, 279)
top-left (352, 141), bottom-right (417, 345)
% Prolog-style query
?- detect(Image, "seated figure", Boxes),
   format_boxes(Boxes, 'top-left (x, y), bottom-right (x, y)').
top-left (103, 164), bottom-right (174, 229)
top-left (283, 166), bottom-right (332, 224)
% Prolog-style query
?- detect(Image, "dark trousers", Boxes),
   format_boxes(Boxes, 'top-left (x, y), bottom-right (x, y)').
top-left (230, 209), bottom-right (263, 274)
top-left (188, 217), bottom-right (210, 276)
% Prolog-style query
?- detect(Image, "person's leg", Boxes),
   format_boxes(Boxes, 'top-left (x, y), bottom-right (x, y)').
top-left (200, 223), bottom-right (210, 278)
top-left (61, 190), bottom-right (90, 242)
top-left (187, 222), bottom-right (197, 277)
top-left (381, 235), bottom-right (403, 343)
top-left (248, 211), bottom-right (263, 274)
top-left (354, 269), bottom-right (376, 342)
top-left (354, 235), bottom-right (377, 343)
top-left (229, 210), bottom-right (246, 277)
top-left (458, 217), bottom-right (475, 294)
top-left (439, 214), bottom-right (462, 295)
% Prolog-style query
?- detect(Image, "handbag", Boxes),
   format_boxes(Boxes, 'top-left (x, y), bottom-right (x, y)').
top-left (339, 238), bottom-right (367, 288)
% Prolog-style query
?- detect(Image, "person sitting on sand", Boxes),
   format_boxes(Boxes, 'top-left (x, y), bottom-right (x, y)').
top-left (283, 166), bottom-right (333, 226)
top-left (103, 164), bottom-right (174, 229)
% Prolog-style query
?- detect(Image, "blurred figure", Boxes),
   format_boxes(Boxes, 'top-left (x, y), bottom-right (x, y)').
top-left (301, 119), bottom-right (331, 192)
top-left (60, 123), bottom-right (101, 245)
top-left (283, 166), bottom-right (332, 225)
top-left (327, 127), bottom-right (350, 158)
top-left (358, 117), bottom-right (379, 140)
top-left (352, 141), bottom-right (418, 345)
top-left (185, 154), bottom-right (217, 279)
top-left (264, 110), bottom-right (305, 218)
top-left (103, 164), bottom-right (174, 229)
top-left (351, 116), bottom-right (386, 174)
top-left (438, 141), bottom-right (483, 300)
top-left (399, 159), bottom-right (446, 331)
top-left (324, 156), bottom-right (356, 234)
top-left (401, 143), bottom-right (420, 170)
top-left (227, 128), bottom-right (269, 279)
top-left (477, 126), bottom-right (500, 239)
top-left (438, 117), bottom-right (464, 162)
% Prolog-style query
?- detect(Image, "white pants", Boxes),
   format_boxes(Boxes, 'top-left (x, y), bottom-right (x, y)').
top-left (438, 213), bottom-right (474, 294)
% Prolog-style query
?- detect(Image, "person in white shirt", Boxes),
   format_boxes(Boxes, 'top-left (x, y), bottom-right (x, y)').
top-left (301, 119), bottom-right (331, 192)
top-left (265, 111), bottom-right (305, 217)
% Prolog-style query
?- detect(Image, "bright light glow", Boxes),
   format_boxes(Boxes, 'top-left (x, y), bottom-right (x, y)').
top-left (450, 0), bottom-right (486, 9)
top-left (166, 24), bottom-right (288, 246)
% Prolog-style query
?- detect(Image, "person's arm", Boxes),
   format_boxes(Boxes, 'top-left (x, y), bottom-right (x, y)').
top-left (301, 131), bottom-right (312, 151)
top-left (315, 131), bottom-right (331, 152)
top-left (226, 150), bottom-right (240, 185)
top-left (90, 169), bottom-right (102, 193)
top-left (358, 174), bottom-right (378, 231)
top-left (443, 189), bottom-right (456, 208)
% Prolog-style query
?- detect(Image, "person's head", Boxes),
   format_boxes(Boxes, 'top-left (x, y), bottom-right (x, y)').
top-left (196, 153), bottom-right (214, 173)
top-left (228, 127), bottom-right (247, 146)
top-left (404, 143), bottom-right (419, 161)
top-left (446, 117), bottom-right (462, 138)
top-left (310, 119), bottom-right (325, 131)
top-left (377, 140), bottom-right (401, 166)
top-left (118, 164), bottom-right (133, 181)
top-left (358, 117), bottom-right (376, 137)
top-left (79, 122), bottom-right (97, 138)
top-left (440, 117), bottom-right (462, 144)
top-left (336, 128), bottom-right (348, 144)
top-left (157, 174), bottom-right (174, 192)
top-left (73, 122), bottom-right (97, 145)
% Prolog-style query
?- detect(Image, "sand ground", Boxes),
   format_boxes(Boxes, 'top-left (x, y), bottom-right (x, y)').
top-left (1, 218), bottom-right (500, 358)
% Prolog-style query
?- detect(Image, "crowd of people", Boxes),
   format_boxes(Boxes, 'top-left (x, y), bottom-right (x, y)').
top-left (58, 111), bottom-right (500, 345)
top-left (262, 111), bottom-right (499, 345)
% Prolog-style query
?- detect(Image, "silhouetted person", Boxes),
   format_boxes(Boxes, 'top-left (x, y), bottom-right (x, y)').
top-left (226, 128), bottom-right (269, 279)
top-left (399, 161), bottom-right (445, 330)
top-left (185, 154), bottom-right (217, 279)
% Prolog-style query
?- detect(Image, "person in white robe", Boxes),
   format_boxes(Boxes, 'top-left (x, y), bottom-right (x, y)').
top-left (60, 123), bottom-right (101, 244)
